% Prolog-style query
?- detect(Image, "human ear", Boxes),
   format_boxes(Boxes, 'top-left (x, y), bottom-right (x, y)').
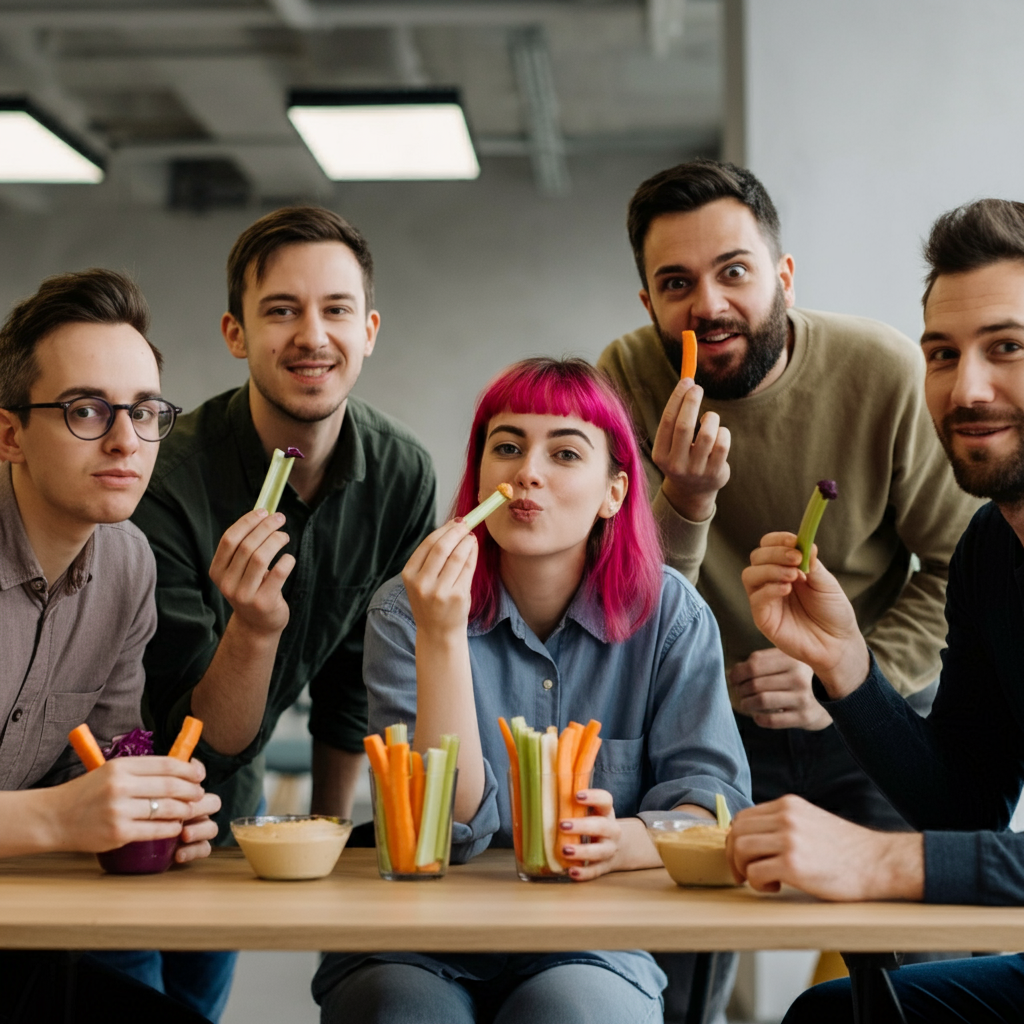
top-left (0, 408), bottom-right (26, 464)
top-left (599, 471), bottom-right (628, 519)
top-left (777, 254), bottom-right (796, 308)
top-left (639, 288), bottom-right (655, 321)
top-left (221, 312), bottom-right (247, 360)
top-left (363, 309), bottom-right (380, 358)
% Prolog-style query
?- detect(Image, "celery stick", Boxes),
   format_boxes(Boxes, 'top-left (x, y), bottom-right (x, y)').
top-left (373, 772), bottom-right (393, 874)
top-left (462, 484), bottom-right (513, 530)
top-left (795, 479), bottom-right (838, 573)
top-left (434, 734), bottom-right (461, 862)
top-left (526, 730), bottom-right (546, 871)
top-left (541, 730), bottom-right (561, 873)
top-left (385, 722), bottom-right (408, 747)
top-left (715, 793), bottom-right (732, 829)
top-left (254, 448), bottom-right (300, 514)
top-left (415, 748), bottom-right (447, 868)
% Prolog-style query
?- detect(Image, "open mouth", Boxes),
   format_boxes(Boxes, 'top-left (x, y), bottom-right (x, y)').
top-left (286, 364), bottom-right (336, 380)
top-left (698, 330), bottom-right (743, 347)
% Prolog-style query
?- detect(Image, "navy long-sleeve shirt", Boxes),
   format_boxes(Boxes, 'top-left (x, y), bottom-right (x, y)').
top-left (817, 501), bottom-right (1024, 904)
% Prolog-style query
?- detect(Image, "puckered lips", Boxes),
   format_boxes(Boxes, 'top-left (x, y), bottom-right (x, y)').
top-left (507, 497), bottom-right (542, 522)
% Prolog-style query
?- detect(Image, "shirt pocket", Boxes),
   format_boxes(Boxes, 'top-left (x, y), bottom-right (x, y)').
top-left (591, 736), bottom-right (644, 819)
top-left (44, 686), bottom-right (105, 724)
top-left (20, 686), bottom-right (106, 788)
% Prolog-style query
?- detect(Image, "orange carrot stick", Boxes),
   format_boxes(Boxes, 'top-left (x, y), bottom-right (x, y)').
top-left (168, 715), bottom-right (203, 761)
top-left (498, 717), bottom-right (523, 860)
top-left (410, 750), bottom-right (426, 838)
top-left (388, 742), bottom-right (417, 873)
top-left (555, 726), bottom-right (581, 869)
top-left (572, 720), bottom-right (603, 815)
top-left (364, 734), bottom-right (399, 865)
top-left (681, 329), bottom-right (698, 381)
top-left (68, 724), bottom-right (105, 772)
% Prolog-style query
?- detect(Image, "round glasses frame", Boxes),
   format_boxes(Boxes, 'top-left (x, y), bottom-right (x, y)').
top-left (9, 397), bottom-right (182, 442)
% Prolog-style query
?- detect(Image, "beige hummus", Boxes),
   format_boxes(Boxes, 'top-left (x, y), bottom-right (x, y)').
top-left (653, 825), bottom-right (739, 887)
top-left (233, 818), bottom-right (351, 880)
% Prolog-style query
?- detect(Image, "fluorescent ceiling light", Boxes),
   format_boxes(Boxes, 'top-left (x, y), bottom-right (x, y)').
top-left (288, 89), bottom-right (479, 181)
top-left (0, 99), bottom-right (104, 184)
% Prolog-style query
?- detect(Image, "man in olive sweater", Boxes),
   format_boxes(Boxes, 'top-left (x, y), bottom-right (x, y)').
top-left (598, 159), bottom-right (980, 830)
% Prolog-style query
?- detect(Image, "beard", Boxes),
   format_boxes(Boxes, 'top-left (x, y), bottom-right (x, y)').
top-left (654, 284), bottom-right (789, 400)
top-left (248, 355), bottom-right (348, 424)
top-left (935, 406), bottom-right (1024, 504)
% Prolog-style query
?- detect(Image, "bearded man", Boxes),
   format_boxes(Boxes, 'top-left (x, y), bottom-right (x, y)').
top-left (598, 159), bottom-right (979, 835)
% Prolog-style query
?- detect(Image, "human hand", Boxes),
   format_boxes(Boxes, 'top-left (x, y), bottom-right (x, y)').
top-left (173, 786), bottom-right (223, 863)
top-left (50, 756), bottom-right (208, 854)
top-left (559, 788), bottom-right (621, 882)
top-left (726, 795), bottom-right (924, 901)
top-left (209, 509), bottom-right (295, 636)
top-left (741, 532), bottom-right (869, 698)
top-left (729, 648), bottom-right (832, 730)
top-left (651, 379), bottom-right (731, 523)
top-left (402, 520), bottom-right (477, 638)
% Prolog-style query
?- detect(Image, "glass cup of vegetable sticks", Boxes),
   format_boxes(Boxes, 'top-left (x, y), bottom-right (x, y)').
top-left (365, 726), bottom-right (460, 881)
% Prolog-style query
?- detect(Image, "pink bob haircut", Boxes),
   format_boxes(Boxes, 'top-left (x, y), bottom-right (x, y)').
top-left (452, 357), bottom-right (664, 643)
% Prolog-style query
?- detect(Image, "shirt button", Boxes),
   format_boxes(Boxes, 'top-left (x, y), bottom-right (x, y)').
top-left (31, 579), bottom-right (45, 592)
top-left (11, 708), bottom-right (23, 722)
top-left (542, 679), bottom-right (554, 690)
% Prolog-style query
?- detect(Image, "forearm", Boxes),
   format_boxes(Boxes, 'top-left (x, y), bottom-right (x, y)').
top-left (0, 790), bottom-right (60, 857)
top-left (610, 805), bottom-right (714, 873)
top-left (190, 616), bottom-right (282, 754)
top-left (413, 630), bottom-right (484, 823)
top-left (311, 741), bottom-right (365, 819)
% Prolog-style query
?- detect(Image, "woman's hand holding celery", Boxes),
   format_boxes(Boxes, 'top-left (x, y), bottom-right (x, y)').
top-left (742, 531), bottom-right (869, 699)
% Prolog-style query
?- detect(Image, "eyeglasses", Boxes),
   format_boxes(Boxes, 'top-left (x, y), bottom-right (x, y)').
top-left (10, 397), bottom-right (182, 441)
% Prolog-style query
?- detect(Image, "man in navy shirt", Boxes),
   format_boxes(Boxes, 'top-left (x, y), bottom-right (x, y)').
top-left (732, 198), bottom-right (1024, 1022)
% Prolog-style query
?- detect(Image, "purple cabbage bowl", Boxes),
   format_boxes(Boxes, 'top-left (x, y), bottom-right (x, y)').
top-left (94, 729), bottom-right (179, 875)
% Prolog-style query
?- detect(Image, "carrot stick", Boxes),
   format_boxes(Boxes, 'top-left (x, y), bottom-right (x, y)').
top-left (556, 723), bottom-right (586, 868)
top-left (681, 329), bottom-right (698, 381)
top-left (364, 734), bottom-right (398, 868)
top-left (388, 742), bottom-right (417, 874)
top-left (498, 717), bottom-right (523, 861)
top-left (410, 750), bottom-right (425, 837)
top-left (572, 720), bottom-right (603, 816)
top-left (168, 715), bottom-right (203, 761)
top-left (68, 724), bottom-right (105, 772)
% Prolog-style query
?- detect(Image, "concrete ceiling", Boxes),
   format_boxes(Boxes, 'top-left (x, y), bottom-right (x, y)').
top-left (0, 0), bottom-right (722, 210)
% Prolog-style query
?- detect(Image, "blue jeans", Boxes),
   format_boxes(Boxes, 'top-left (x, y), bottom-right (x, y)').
top-left (319, 961), bottom-right (663, 1024)
top-left (89, 949), bottom-right (236, 1021)
top-left (782, 953), bottom-right (1024, 1023)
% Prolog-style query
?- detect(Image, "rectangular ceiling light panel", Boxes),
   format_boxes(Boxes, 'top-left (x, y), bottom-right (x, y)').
top-left (0, 102), bottom-right (104, 183)
top-left (288, 90), bottom-right (479, 181)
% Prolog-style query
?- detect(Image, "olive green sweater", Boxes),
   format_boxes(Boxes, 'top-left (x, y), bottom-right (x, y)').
top-left (598, 309), bottom-right (981, 697)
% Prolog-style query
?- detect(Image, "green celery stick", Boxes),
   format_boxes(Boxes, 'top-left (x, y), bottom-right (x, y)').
top-left (511, 717), bottom-right (531, 861)
top-left (715, 793), bottom-right (732, 829)
top-left (373, 772), bottom-right (393, 874)
top-left (462, 483), bottom-right (513, 530)
top-left (795, 480), bottom-right (838, 573)
top-left (526, 730), bottom-right (546, 871)
top-left (385, 722), bottom-right (408, 746)
top-left (541, 730), bottom-right (561, 873)
top-left (434, 734), bottom-right (461, 862)
top-left (415, 748), bottom-right (447, 868)
top-left (254, 448), bottom-right (298, 514)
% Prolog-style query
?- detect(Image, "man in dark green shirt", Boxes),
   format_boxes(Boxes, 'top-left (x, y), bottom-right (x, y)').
top-left (133, 207), bottom-right (436, 835)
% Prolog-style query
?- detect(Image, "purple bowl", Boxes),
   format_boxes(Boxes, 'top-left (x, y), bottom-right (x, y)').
top-left (97, 837), bottom-right (179, 875)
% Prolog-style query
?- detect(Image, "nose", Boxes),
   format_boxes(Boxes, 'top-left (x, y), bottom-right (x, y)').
top-left (513, 448), bottom-right (544, 490)
top-left (949, 349), bottom-right (997, 408)
top-left (102, 408), bottom-right (141, 456)
top-left (293, 308), bottom-right (328, 350)
top-left (689, 275), bottom-right (730, 322)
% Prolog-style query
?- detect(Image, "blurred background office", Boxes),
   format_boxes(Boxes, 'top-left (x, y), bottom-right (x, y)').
top-left (1, 1), bottom-right (1021, 1020)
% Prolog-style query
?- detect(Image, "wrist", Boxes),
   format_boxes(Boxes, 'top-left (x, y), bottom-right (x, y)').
top-left (817, 640), bottom-right (871, 701)
top-left (224, 613), bottom-right (284, 647)
top-left (872, 832), bottom-right (925, 900)
top-left (661, 480), bottom-right (715, 523)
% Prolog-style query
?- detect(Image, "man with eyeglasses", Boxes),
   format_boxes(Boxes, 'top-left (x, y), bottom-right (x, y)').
top-left (0, 268), bottom-right (219, 1022)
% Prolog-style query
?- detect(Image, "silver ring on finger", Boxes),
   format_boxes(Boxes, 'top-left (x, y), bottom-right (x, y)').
top-left (148, 798), bottom-right (159, 819)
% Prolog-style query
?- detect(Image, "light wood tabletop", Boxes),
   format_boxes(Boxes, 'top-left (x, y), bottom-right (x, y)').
top-left (1, 847), bottom-right (1022, 954)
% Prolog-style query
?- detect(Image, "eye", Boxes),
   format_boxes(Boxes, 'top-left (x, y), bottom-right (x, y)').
top-left (325, 305), bottom-right (352, 316)
top-left (68, 399), bottom-right (106, 420)
top-left (492, 442), bottom-right (521, 456)
top-left (662, 276), bottom-right (689, 292)
top-left (722, 264), bottom-right (747, 280)
top-left (994, 340), bottom-right (1023, 355)
top-left (925, 346), bottom-right (958, 363)
top-left (131, 404), bottom-right (157, 423)
top-left (553, 448), bottom-right (582, 462)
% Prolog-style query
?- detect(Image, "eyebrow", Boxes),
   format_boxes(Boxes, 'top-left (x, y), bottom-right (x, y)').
top-left (921, 319), bottom-right (1024, 344)
top-left (652, 249), bottom-right (754, 278)
top-left (487, 424), bottom-right (595, 448)
top-left (52, 387), bottom-right (160, 403)
top-left (258, 292), bottom-right (357, 306)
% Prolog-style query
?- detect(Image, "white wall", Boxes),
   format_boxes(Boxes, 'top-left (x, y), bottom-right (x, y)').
top-left (743, 0), bottom-right (1024, 342)
top-left (0, 154), bottom-right (675, 508)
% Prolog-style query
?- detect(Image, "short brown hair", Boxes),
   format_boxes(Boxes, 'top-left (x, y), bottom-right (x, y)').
top-left (922, 198), bottom-right (1024, 307)
top-left (226, 205), bottom-right (375, 322)
top-left (0, 269), bottom-right (158, 422)
top-left (627, 158), bottom-right (783, 288)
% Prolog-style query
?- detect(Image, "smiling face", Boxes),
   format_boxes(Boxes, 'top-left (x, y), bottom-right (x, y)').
top-left (222, 241), bottom-right (379, 425)
top-left (639, 198), bottom-right (795, 399)
top-left (1, 321), bottom-right (162, 529)
top-left (478, 412), bottom-right (627, 567)
top-left (922, 260), bottom-right (1024, 504)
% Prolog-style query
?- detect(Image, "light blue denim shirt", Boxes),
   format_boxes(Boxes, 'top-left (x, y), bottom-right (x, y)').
top-left (313, 566), bottom-right (751, 1004)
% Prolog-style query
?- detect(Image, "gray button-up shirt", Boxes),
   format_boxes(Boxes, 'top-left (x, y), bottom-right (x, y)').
top-left (0, 462), bottom-right (155, 789)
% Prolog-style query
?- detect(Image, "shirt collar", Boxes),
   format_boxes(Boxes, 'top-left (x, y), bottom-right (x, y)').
top-left (468, 577), bottom-right (609, 644)
top-left (0, 461), bottom-right (94, 594)
top-left (227, 382), bottom-right (367, 503)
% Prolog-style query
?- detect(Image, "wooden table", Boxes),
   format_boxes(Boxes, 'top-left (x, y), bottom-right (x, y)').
top-left (3, 847), bottom-right (1023, 1022)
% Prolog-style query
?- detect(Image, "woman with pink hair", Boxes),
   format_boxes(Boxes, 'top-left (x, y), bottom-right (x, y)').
top-left (314, 358), bottom-right (749, 1023)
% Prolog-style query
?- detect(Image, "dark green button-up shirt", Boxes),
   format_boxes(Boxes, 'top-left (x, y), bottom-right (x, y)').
top-left (132, 383), bottom-right (436, 833)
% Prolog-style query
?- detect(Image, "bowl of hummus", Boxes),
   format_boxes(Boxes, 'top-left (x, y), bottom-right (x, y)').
top-left (231, 815), bottom-right (352, 880)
